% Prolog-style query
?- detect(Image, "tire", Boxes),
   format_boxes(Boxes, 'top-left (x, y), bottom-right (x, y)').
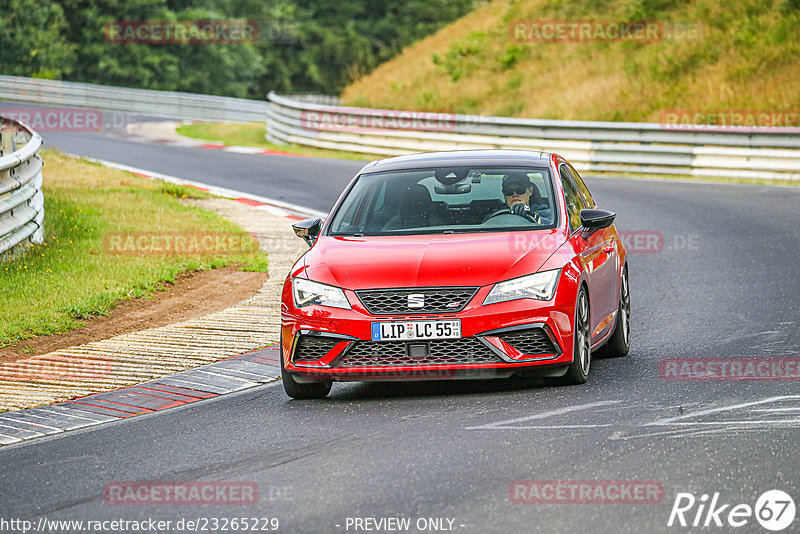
top-left (553, 286), bottom-right (591, 386)
top-left (280, 339), bottom-right (332, 399)
top-left (595, 266), bottom-right (630, 359)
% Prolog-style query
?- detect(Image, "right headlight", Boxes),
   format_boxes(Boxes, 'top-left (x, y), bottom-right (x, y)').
top-left (292, 278), bottom-right (351, 309)
top-left (483, 269), bottom-right (560, 305)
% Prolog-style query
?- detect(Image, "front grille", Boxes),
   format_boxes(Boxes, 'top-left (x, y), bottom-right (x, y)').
top-left (336, 337), bottom-right (502, 367)
top-left (498, 328), bottom-right (557, 355)
top-left (356, 287), bottom-right (478, 315)
top-left (293, 335), bottom-right (340, 362)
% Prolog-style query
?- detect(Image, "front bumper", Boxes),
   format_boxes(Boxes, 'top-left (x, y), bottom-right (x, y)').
top-left (281, 281), bottom-right (576, 382)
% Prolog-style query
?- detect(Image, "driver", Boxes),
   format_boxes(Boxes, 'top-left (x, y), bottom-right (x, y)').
top-left (500, 172), bottom-right (543, 224)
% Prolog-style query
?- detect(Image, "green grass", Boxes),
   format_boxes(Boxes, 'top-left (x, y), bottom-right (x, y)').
top-left (159, 181), bottom-right (212, 200)
top-left (0, 151), bottom-right (269, 347)
top-left (176, 122), bottom-right (371, 161)
top-left (341, 0), bottom-right (800, 122)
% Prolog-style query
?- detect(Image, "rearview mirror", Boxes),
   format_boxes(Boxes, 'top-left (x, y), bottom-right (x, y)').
top-left (292, 218), bottom-right (321, 247)
top-left (580, 209), bottom-right (615, 230)
top-left (434, 183), bottom-right (471, 194)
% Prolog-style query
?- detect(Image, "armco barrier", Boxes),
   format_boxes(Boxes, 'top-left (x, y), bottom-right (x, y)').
top-left (0, 116), bottom-right (44, 255)
top-left (0, 75), bottom-right (268, 122)
top-left (266, 92), bottom-right (800, 181)
top-left (1, 75), bottom-right (795, 180)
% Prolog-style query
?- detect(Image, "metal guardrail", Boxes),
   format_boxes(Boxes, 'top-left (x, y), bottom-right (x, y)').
top-left (0, 117), bottom-right (44, 256)
top-left (1, 76), bottom-right (795, 181)
top-left (266, 92), bottom-right (800, 181)
top-left (0, 75), bottom-right (268, 122)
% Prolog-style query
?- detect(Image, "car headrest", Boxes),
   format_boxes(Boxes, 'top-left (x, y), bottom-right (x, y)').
top-left (400, 184), bottom-right (434, 226)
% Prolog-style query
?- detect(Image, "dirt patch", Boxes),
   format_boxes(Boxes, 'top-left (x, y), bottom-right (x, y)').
top-left (0, 267), bottom-right (268, 362)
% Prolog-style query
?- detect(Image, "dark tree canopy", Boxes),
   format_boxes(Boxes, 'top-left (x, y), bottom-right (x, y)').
top-left (0, 0), bottom-right (479, 98)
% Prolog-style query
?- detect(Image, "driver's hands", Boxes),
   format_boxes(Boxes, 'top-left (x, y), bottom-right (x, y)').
top-left (509, 203), bottom-right (529, 216)
top-left (509, 203), bottom-right (542, 223)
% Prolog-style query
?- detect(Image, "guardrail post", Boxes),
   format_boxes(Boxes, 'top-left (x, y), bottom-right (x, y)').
top-left (1, 130), bottom-right (14, 156)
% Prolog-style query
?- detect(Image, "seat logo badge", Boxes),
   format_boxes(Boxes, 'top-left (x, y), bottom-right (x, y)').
top-left (408, 294), bottom-right (425, 309)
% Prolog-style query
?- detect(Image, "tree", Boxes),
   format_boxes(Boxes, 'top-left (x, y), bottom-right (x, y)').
top-left (0, 0), bottom-right (75, 79)
top-left (3, 0), bottom-right (480, 98)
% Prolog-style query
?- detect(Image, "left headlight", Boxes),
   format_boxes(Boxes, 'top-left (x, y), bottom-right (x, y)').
top-left (483, 269), bottom-right (560, 305)
top-left (292, 278), bottom-right (352, 309)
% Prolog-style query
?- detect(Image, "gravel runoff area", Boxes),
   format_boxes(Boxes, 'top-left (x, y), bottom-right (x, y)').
top-left (0, 198), bottom-right (307, 413)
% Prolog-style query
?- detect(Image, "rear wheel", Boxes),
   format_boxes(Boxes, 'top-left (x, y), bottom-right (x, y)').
top-left (596, 266), bottom-right (630, 358)
top-left (281, 339), bottom-right (332, 399)
top-left (553, 287), bottom-right (591, 385)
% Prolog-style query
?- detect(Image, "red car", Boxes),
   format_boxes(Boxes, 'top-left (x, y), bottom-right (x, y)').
top-left (280, 150), bottom-right (629, 398)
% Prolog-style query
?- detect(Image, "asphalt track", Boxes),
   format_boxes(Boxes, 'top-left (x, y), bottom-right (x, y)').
top-left (1, 117), bottom-right (799, 533)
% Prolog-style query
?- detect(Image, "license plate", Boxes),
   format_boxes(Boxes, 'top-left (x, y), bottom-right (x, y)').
top-left (371, 320), bottom-right (461, 341)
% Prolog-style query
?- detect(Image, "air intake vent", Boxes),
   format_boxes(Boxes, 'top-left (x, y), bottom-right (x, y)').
top-left (356, 287), bottom-right (478, 315)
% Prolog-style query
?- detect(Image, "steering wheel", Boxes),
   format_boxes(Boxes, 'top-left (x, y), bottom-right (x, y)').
top-left (482, 207), bottom-right (539, 224)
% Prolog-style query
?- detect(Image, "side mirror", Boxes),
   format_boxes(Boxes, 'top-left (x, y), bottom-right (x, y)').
top-left (580, 209), bottom-right (615, 230)
top-left (292, 218), bottom-right (321, 247)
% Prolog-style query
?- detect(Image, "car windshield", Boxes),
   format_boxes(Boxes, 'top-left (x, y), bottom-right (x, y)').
top-left (327, 166), bottom-right (557, 236)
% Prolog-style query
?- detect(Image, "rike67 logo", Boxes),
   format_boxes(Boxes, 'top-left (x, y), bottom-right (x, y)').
top-left (668, 490), bottom-right (796, 531)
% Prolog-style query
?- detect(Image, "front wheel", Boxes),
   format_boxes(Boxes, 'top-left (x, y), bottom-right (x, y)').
top-left (280, 341), bottom-right (332, 399)
top-left (596, 266), bottom-right (630, 359)
top-left (552, 287), bottom-right (591, 385)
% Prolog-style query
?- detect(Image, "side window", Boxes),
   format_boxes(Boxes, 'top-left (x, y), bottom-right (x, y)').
top-left (560, 166), bottom-right (585, 232)
top-left (334, 180), bottom-right (383, 232)
top-left (366, 181), bottom-right (388, 225)
top-left (569, 165), bottom-right (595, 208)
top-left (370, 181), bottom-right (386, 214)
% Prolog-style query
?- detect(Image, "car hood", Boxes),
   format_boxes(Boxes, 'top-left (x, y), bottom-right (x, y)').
top-left (299, 231), bottom-right (564, 289)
